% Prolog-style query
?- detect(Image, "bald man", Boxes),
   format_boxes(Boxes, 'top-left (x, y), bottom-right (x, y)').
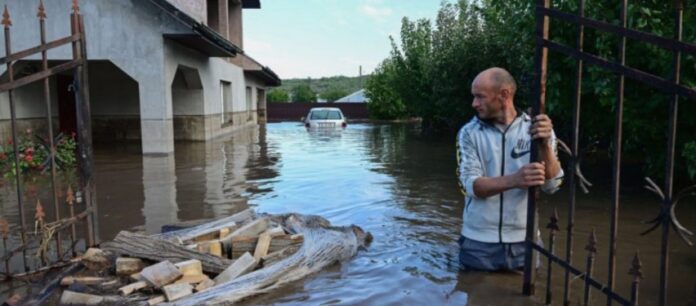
top-left (456, 67), bottom-right (563, 271)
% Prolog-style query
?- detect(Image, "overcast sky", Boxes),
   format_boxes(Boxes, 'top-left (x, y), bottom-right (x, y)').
top-left (243, 0), bottom-right (442, 79)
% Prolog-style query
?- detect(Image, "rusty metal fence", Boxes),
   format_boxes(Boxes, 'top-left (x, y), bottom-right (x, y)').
top-left (0, 0), bottom-right (96, 279)
top-left (523, 1), bottom-right (695, 306)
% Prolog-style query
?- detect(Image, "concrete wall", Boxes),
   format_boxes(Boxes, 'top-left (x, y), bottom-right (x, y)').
top-left (169, 0), bottom-right (207, 23)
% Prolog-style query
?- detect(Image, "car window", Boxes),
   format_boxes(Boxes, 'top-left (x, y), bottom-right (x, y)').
top-left (310, 110), bottom-right (343, 120)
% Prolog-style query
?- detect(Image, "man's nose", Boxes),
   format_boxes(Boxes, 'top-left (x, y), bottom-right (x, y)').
top-left (472, 99), bottom-right (479, 108)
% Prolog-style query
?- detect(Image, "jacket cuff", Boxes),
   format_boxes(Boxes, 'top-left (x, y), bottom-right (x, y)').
top-left (541, 168), bottom-right (564, 194)
top-left (465, 176), bottom-right (480, 199)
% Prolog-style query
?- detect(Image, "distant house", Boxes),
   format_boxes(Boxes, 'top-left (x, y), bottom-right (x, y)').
top-left (335, 89), bottom-right (368, 103)
top-left (0, 0), bottom-right (280, 154)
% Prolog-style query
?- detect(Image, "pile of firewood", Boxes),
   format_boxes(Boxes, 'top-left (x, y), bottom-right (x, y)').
top-left (58, 209), bottom-right (313, 305)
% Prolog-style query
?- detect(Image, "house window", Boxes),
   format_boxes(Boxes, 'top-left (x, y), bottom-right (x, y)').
top-left (246, 86), bottom-right (253, 121)
top-left (221, 81), bottom-right (232, 125)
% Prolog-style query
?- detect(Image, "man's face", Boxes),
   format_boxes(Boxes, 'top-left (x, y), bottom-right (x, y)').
top-left (471, 76), bottom-right (503, 120)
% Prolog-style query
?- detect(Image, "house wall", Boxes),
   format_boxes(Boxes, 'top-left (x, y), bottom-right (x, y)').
top-left (168, 0), bottom-right (207, 23)
top-left (0, 0), bottom-right (268, 154)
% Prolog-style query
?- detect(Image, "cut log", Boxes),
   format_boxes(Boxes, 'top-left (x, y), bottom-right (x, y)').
top-left (148, 295), bottom-right (166, 305)
top-left (166, 213), bottom-right (372, 306)
top-left (220, 217), bottom-right (270, 250)
top-left (155, 209), bottom-right (254, 242)
top-left (116, 257), bottom-right (146, 275)
top-left (60, 291), bottom-right (104, 305)
top-left (230, 234), bottom-right (304, 259)
top-left (267, 226), bottom-right (286, 237)
top-left (174, 259), bottom-right (202, 276)
top-left (194, 278), bottom-right (215, 292)
top-left (253, 232), bottom-right (272, 260)
top-left (118, 280), bottom-right (148, 296)
top-left (174, 274), bottom-right (209, 284)
top-left (140, 261), bottom-right (182, 288)
top-left (213, 252), bottom-right (257, 285)
top-left (60, 276), bottom-right (110, 286)
top-left (162, 283), bottom-right (193, 301)
top-left (260, 244), bottom-right (301, 267)
top-left (82, 248), bottom-right (110, 270)
top-left (101, 231), bottom-right (232, 274)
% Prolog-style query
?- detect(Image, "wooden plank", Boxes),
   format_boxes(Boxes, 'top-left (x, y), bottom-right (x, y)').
top-left (60, 276), bottom-right (109, 286)
top-left (196, 240), bottom-right (222, 257)
top-left (220, 217), bottom-right (269, 249)
top-left (231, 234), bottom-right (303, 258)
top-left (140, 261), bottom-right (182, 288)
top-left (174, 274), bottom-right (209, 285)
top-left (0, 60), bottom-right (82, 93)
top-left (174, 259), bottom-right (202, 276)
top-left (155, 209), bottom-right (254, 242)
top-left (81, 247), bottom-right (110, 270)
top-left (147, 295), bottom-right (166, 306)
top-left (267, 226), bottom-right (286, 237)
top-left (101, 231), bottom-right (232, 274)
top-left (0, 34), bottom-right (81, 66)
top-left (194, 278), bottom-right (215, 292)
top-left (59, 291), bottom-right (103, 305)
top-left (253, 232), bottom-right (272, 260)
top-left (162, 283), bottom-right (193, 302)
top-left (213, 252), bottom-right (258, 285)
top-left (118, 280), bottom-right (148, 296)
top-left (116, 257), bottom-right (145, 275)
top-left (260, 244), bottom-right (301, 267)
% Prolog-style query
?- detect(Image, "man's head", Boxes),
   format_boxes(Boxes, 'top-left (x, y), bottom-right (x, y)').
top-left (471, 67), bottom-right (517, 122)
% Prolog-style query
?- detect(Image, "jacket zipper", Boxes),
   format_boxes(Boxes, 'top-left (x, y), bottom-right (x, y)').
top-left (498, 119), bottom-right (516, 243)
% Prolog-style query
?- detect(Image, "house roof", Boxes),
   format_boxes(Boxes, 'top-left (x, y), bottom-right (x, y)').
top-left (148, 0), bottom-right (243, 56)
top-left (242, 53), bottom-right (281, 86)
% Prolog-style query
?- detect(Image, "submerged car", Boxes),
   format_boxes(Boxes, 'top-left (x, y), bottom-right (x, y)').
top-left (303, 107), bottom-right (347, 128)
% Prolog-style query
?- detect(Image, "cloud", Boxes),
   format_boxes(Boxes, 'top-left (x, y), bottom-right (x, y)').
top-left (360, 4), bottom-right (392, 20)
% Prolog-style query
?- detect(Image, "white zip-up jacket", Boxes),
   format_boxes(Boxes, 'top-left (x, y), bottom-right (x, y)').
top-left (456, 110), bottom-right (564, 243)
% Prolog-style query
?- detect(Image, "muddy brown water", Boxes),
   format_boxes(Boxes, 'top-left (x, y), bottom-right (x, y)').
top-left (1, 122), bottom-right (694, 305)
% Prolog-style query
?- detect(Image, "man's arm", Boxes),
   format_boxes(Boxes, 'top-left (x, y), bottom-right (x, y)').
top-left (473, 162), bottom-right (546, 198)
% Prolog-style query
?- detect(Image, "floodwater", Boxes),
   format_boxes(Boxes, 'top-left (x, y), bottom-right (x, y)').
top-left (2, 122), bottom-right (695, 305)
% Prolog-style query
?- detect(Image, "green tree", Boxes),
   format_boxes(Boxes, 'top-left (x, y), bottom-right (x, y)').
top-left (365, 58), bottom-right (407, 119)
top-left (267, 88), bottom-right (289, 103)
top-left (291, 84), bottom-right (317, 103)
top-left (320, 87), bottom-right (348, 102)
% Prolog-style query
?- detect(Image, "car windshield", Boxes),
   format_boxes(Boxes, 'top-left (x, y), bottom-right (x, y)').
top-left (310, 110), bottom-right (342, 120)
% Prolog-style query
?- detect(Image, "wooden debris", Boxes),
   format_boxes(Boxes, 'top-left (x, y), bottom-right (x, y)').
top-left (100, 279), bottom-right (121, 289)
top-left (81, 248), bottom-right (110, 270)
top-left (60, 291), bottom-right (104, 305)
top-left (162, 283), bottom-right (193, 301)
top-left (174, 259), bottom-right (202, 276)
top-left (231, 234), bottom-right (304, 259)
top-left (140, 261), bottom-right (182, 288)
top-left (130, 272), bottom-right (142, 281)
top-left (196, 240), bottom-right (223, 257)
top-left (194, 278), bottom-right (215, 292)
top-left (253, 232), bottom-right (272, 260)
top-left (175, 274), bottom-right (209, 284)
top-left (60, 276), bottom-right (109, 286)
top-left (221, 217), bottom-right (270, 249)
top-left (101, 231), bottom-right (232, 274)
top-left (118, 280), bottom-right (148, 296)
top-left (147, 295), bottom-right (166, 305)
top-left (261, 244), bottom-right (302, 267)
top-left (155, 208), bottom-right (254, 242)
top-left (267, 226), bottom-right (286, 237)
top-left (219, 227), bottom-right (231, 238)
top-left (214, 252), bottom-right (258, 284)
top-left (116, 257), bottom-right (146, 275)
top-left (193, 232), bottom-right (218, 243)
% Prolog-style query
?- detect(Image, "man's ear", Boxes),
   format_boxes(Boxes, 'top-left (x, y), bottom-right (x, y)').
top-left (499, 88), bottom-right (510, 102)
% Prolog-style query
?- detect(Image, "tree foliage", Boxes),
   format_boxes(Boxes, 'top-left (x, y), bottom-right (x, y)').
top-left (267, 88), bottom-right (290, 103)
top-left (291, 84), bottom-right (317, 103)
top-left (367, 0), bottom-right (696, 180)
top-left (320, 87), bottom-right (349, 102)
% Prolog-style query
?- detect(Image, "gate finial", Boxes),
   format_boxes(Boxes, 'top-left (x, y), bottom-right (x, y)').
top-left (546, 208), bottom-right (559, 232)
top-left (37, 0), bottom-right (46, 20)
top-left (1, 5), bottom-right (11, 28)
top-left (628, 251), bottom-right (643, 280)
top-left (72, 0), bottom-right (79, 15)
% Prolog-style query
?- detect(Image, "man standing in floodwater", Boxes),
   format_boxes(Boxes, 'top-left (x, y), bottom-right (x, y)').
top-left (456, 67), bottom-right (564, 271)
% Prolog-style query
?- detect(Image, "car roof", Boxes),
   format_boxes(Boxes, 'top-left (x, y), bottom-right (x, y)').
top-left (309, 107), bottom-right (342, 111)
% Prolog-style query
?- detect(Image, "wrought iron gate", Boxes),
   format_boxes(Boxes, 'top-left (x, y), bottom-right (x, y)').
top-left (522, 0), bottom-right (695, 305)
top-left (0, 0), bottom-right (97, 279)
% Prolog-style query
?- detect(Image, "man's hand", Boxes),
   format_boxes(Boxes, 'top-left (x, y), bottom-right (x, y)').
top-left (530, 114), bottom-right (553, 144)
top-left (513, 162), bottom-right (546, 188)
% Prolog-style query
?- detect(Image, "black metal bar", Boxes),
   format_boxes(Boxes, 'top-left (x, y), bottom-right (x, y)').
top-left (540, 40), bottom-right (696, 100)
top-left (66, 187), bottom-right (77, 256)
top-left (607, 2), bottom-right (628, 305)
top-left (523, 0), bottom-right (550, 295)
top-left (0, 59), bottom-right (82, 93)
top-left (537, 7), bottom-right (696, 55)
top-left (2, 6), bottom-right (28, 273)
top-left (0, 33), bottom-right (80, 66)
top-left (584, 230), bottom-right (597, 306)
top-left (529, 243), bottom-right (632, 305)
top-left (564, 1), bottom-right (585, 305)
top-left (546, 209), bottom-right (559, 305)
top-left (629, 251), bottom-right (642, 305)
top-left (659, 2), bottom-right (684, 305)
top-left (38, 0), bottom-right (63, 262)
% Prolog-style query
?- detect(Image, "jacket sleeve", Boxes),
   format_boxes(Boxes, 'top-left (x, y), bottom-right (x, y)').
top-left (457, 127), bottom-right (484, 199)
top-left (540, 130), bottom-right (564, 194)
